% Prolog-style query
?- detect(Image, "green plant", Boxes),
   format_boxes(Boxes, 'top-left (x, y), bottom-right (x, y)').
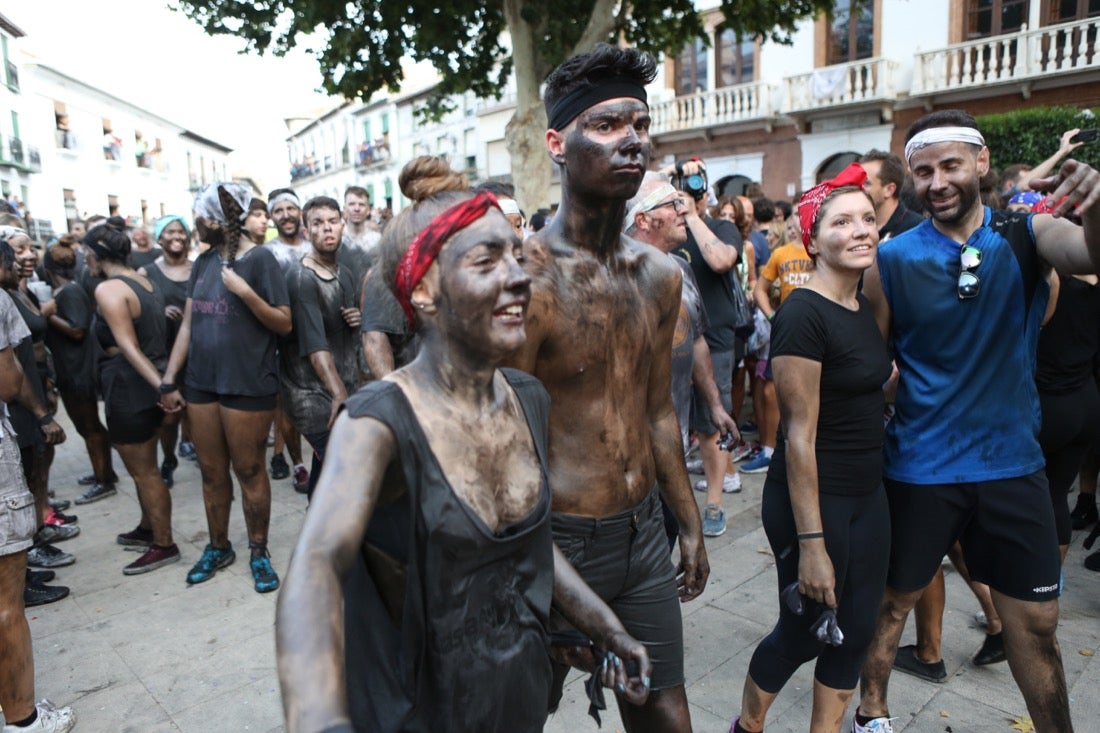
top-left (977, 106), bottom-right (1100, 173)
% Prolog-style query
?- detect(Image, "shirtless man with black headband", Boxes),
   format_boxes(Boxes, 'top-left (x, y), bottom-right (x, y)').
top-left (507, 43), bottom-right (706, 731)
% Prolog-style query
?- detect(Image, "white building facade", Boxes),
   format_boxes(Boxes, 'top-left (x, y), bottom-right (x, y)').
top-left (0, 15), bottom-right (40, 231)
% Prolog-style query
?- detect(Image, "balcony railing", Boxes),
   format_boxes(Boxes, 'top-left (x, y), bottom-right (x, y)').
top-left (27, 145), bottom-right (40, 173)
top-left (650, 81), bottom-right (775, 135)
top-left (913, 18), bottom-right (1100, 95)
top-left (785, 57), bottom-right (898, 113)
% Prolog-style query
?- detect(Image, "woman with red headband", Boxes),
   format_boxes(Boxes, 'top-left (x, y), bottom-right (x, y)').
top-left (732, 164), bottom-right (893, 733)
top-left (276, 157), bottom-right (650, 733)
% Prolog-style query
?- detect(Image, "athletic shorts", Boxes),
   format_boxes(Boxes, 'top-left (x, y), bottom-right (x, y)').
top-left (885, 470), bottom-right (1061, 602)
top-left (549, 489), bottom-right (684, 696)
top-left (102, 357), bottom-right (163, 445)
top-left (0, 424), bottom-right (35, 557)
top-left (691, 348), bottom-right (734, 435)
top-left (184, 386), bottom-right (277, 412)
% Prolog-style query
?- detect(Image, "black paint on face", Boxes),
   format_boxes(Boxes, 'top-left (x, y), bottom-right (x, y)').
top-left (562, 98), bottom-right (651, 200)
top-left (271, 202), bottom-right (302, 239)
top-left (306, 207), bottom-right (344, 255)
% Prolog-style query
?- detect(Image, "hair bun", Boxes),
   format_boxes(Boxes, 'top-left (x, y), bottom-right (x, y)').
top-left (399, 156), bottom-right (469, 203)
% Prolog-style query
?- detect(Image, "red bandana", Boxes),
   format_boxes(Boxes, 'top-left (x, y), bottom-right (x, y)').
top-left (393, 191), bottom-right (501, 328)
top-left (798, 163), bottom-right (868, 251)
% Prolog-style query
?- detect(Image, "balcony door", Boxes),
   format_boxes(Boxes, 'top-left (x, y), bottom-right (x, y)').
top-left (674, 37), bottom-right (708, 96)
top-left (965, 0), bottom-right (1030, 39)
top-left (827, 0), bottom-right (875, 65)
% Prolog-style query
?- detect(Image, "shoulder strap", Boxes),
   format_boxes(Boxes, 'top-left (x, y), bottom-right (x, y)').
top-left (987, 209), bottom-right (1040, 313)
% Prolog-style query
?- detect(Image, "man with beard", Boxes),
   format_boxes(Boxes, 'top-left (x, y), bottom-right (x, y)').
top-left (506, 44), bottom-right (706, 732)
top-left (853, 109), bottom-right (1100, 733)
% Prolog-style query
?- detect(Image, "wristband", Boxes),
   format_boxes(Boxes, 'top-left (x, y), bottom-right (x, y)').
top-left (159, 383), bottom-right (178, 394)
top-left (37, 413), bottom-right (55, 426)
top-left (767, 312), bottom-right (774, 321)
top-left (797, 531), bottom-right (824, 541)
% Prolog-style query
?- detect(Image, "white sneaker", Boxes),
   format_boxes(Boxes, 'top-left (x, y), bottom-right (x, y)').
top-left (851, 714), bottom-right (896, 733)
top-left (692, 474), bottom-right (742, 494)
top-left (3, 700), bottom-right (75, 733)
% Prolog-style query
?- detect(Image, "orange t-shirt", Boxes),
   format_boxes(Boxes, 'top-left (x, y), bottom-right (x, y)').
top-left (760, 241), bottom-right (814, 304)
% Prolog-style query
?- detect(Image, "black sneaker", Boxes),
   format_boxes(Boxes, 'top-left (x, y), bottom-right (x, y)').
top-left (270, 453), bottom-right (290, 480)
top-left (26, 542), bottom-right (76, 568)
top-left (49, 498), bottom-right (72, 512)
top-left (78, 472), bottom-right (118, 486)
top-left (116, 525), bottom-right (154, 547)
top-left (74, 482), bottom-right (117, 505)
top-left (1071, 496), bottom-right (1098, 530)
top-left (35, 524), bottom-right (80, 544)
top-left (24, 581), bottom-right (70, 607)
top-left (27, 569), bottom-right (56, 584)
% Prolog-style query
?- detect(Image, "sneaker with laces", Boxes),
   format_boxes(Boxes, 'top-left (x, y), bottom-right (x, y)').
top-left (729, 441), bottom-right (755, 462)
top-left (269, 453), bottom-right (290, 480)
top-left (26, 543), bottom-right (75, 568)
top-left (250, 553), bottom-right (280, 593)
top-left (27, 569), bottom-right (55, 584)
top-left (44, 507), bottom-right (77, 526)
top-left (694, 474), bottom-right (742, 493)
top-left (702, 504), bottom-right (727, 537)
top-left (292, 464), bottom-right (310, 494)
top-left (48, 498), bottom-right (71, 512)
top-left (685, 458), bottom-right (705, 474)
top-left (35, 524), bottom-right (79, 544)
top-left (178, 441), bottom-right (198, 461)
top-left (2, 699), bottom-right (76, 733)
top-left (186, 543), bottom-right (235, 584)
top-left (24, 581), bottom-right (70, 607)
top-left (116, 525), bottom-right (154, 547)
top-left (851, 714), bottom-right (896, 733)
top-left (123, 544), bottom-right (181, 575)
top-left (77, 472), bottom-right (116, 486)
top-left (73, 482), bottom-right (116, 505)
top-left (740, 452), bottom-right (772, 474)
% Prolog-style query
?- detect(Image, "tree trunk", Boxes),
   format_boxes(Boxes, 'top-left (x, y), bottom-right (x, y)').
top-left (503, 0), bottom-right (553, 213)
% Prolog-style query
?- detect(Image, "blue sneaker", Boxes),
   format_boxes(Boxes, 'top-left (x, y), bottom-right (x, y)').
top-left (186, 543), bottom-right (235, 585)
top-left (702, 504), bottom-right (727, 537)
top-left (250, 553), bottom-right (280, 593)
top-left (740, 452), bottom-right (772, 474)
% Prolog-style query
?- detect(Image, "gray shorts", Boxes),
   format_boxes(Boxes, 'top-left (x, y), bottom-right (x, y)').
top-left (691, 348), bottom-right (735, 435)
top-left (0, 423), bottom-right (35, 557)
top-left (549, 490), bottom-right (684, 695)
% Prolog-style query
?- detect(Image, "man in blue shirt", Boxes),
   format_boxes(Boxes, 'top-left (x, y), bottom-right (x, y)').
top-left (853, 109), bottom-right (1100, 733)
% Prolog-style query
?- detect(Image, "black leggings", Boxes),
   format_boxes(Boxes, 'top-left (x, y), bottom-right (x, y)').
top-left (748, 479), bottom-right (890, 692)
top-left (1039, 381), bottom-right (1100, 545)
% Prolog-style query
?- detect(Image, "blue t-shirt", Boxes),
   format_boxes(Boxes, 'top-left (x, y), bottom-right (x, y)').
top-left (877, 207), bottom-right (1049, 484)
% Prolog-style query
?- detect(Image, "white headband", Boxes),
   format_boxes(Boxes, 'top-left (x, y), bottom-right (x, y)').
top-left (498, 198), bottom-right (521, 216)
top-left (904, 126), bottom-right (986, 163)
top-left (268, 191), bottom-right (301, 213)
top-left (0, 225), bottom-right (27, 244)
top-left (623, 183), bottom-right (679, 231)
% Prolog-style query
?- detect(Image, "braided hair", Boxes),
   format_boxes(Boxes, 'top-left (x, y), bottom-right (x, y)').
top-left (217, 186), bottom-right (245, 266)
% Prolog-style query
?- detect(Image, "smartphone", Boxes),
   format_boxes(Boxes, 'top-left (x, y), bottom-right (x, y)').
top-left (1071, 128), bottom-right (1099, 144)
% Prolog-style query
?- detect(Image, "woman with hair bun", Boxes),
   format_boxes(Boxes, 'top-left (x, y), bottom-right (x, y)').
top-left (277, 157), bottom-right (651, 733)
top-left (85, 221), bottom-right (180, 575)
top-left (160, 183), bottom-right (291, 593)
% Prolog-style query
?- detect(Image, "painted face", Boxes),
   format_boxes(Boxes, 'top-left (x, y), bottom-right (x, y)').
top-left (641, 192), bottom-right (688, 249)
top-left (860, 160), bottom-right (887, 210)
top-left (344, 193), bottom-right (370, 225)
top-left (808, 191), bottom-right (878, 273)
top-left (270, 200), bottom-right (302, 239)
top-left (554, 97), bottom-right (651, 200)
top-left (243, 208), bottom-right (269, 242)
top-left (9, 235), bottom-right (36, 278)
top-left (428, 210), bottom-right (531, 358)
top-left (908, 140), bottom-right (987, 227)
top-left (158, 221), bottom-right (189, 255)
top-left (305, 205), bottom-right (344, 255)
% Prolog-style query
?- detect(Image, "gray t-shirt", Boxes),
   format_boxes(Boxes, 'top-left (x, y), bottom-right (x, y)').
top-left (671, 255), bottom-right (708, 454)
top-left (0, 290), bottom-right (30, 432)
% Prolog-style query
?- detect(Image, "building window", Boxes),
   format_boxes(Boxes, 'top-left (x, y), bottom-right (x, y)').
top-left (63, 189), bottom-right (78, 226)
top-left (103, 120), bottom-right (122, 161)
top-left (674, 37), bottom-right (708, 95)
top-left (107, 195), bottom-right (119, 217)
top-left (966, 0), bottom-right (1029, 39)
top-left (717, 27), bottom-right (756, 86)
top-left (1049, 0), bottom-right (1100, 22)
top-left (827, 0), bottom-right (875, 64)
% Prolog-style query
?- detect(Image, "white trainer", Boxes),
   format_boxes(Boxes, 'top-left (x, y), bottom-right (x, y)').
top-left (851, 714), bottom-right (896, 733)
top-left (2, 699), bottom-right (75, 733)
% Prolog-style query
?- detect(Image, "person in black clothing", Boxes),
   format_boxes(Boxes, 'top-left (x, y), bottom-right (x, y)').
top-left (85, 222), bottom-right (179, 575)
top-left (160, 183), bottom-right (292, 594)
top-left (276, 156), bottom-right (651, 733)
top-left (859, 150), bottom-right (925, 242)
top-left (733, 165), bottom-right (892, 733)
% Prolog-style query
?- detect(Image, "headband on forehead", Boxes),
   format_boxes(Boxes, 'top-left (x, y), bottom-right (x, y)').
top-left (269, 191), bottom-right (301, 214)
top-left (798, 163), bottom-right (868, 251)
top-left (548, 77), bottom-right (648, 131)
top-left (623, 182), bottom-right (678, 231)
top-left (193, 182), bottom-right (252, 224)
top-left (498, 198), bottom-right (521, 217)
top-left (0, 225), bottom-right (27, 244)
top-left (393, 191), bottom-right (502, 328)
top-left (904, 126), bottom-right (986, 163)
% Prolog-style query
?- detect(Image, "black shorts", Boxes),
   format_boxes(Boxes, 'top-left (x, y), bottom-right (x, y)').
top-left (885, 470), bottom-right (1061, 602)
top-left (184, 386), bottom-right (277, 412)
top-left (102, 357), bottom-right (163, 445)
top-left (549, 490), bottom-right (684, 695)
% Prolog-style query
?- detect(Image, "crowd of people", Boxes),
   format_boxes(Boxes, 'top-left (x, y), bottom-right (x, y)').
top-left (1, 41), bottom-right (1099, 733)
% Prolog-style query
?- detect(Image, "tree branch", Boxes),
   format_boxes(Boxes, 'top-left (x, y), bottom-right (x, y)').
top-left (571, 0), bottom-right (621, 56)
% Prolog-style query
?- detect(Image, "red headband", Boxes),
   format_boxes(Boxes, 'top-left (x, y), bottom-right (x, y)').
top-left (393, 191), bottom-right (501, 328)
top-left (798, 163), bottom-right (868, 251)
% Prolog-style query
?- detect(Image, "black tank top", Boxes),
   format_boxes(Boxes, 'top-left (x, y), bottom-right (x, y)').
top-left (341, 368), bottom-right (553, 733)
top-left (9, 289), bottom-right (46, 346)
top-left (1037, 275), bottom-right (1100, 394)
top-left (94, 275), bottom-right (168, 370)
top-left (143, 261), bottom-right (188, 311)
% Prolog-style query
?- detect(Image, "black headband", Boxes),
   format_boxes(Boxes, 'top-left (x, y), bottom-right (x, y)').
top-left (547, 77), bottom-right (648, 131)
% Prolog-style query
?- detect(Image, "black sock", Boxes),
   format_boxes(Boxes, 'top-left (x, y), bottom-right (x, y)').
top-left (11, 708), bottom-right (38, 728)
top-left (854, 710), bottom-right (879, 726)
top-left (732, 718), bottom-right (757, 733)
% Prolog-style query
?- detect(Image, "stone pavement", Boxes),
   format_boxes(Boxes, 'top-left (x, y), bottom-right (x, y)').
top-left (4, 414), bottom-right (1100, 732)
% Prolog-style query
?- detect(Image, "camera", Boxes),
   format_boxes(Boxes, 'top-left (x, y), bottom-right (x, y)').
top-left (674, 159), bottom-right (709, 201)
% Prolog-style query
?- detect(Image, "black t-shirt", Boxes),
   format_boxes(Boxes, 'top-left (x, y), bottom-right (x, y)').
top-left (879, 204), bottom-right (925, 242)
top-left (360, 272), bottom-right (419, 371)
top-left (144, 261), bottom-right (189, 349)
top-left (767, 289), bottom-right (891, 496)
top-left (185, 246), bottom-right (290, 397)
top-left (131, 246), bottom-right (163, 271)
top-left (674, 217), bottom-right (743, 352)
top-left (45, 282), bottom-right (98, 396)
top-left (1037, 275), bottom-right (1100, 394)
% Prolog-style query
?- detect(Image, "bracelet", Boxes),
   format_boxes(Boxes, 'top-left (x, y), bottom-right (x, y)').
top-left (37, 413), bottom-right (55, 426)
top-left (797, 531), bottom-right (825, 541)
top-left (159, 383), bottom-right (178, 394)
